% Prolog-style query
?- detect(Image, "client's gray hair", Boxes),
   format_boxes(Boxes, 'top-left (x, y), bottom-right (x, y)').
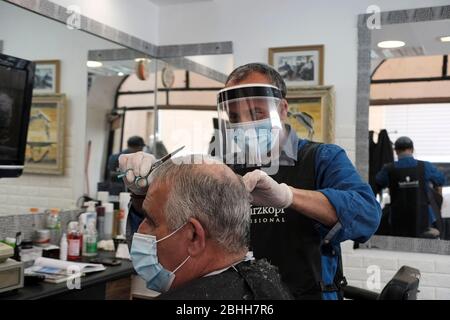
top-left (151, 155), bottom-right (250, 254)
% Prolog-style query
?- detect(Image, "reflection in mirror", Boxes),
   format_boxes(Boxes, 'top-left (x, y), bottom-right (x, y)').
top-left (87, 50), bottom-right (232, 198)
top-left (0, 0), bottom-right (234, 217)
top-left (0, 0), bottom-right (127, 214)
top-left (368, 20), bottom-right (450, 240)
top-left (185, 54), bottom-right (234, 75)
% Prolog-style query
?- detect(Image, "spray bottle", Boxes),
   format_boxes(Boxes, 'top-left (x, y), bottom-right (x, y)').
top-left (82, 223), bottom-right (98, 257)
top-left (83, 201), bottom-right (98, 230)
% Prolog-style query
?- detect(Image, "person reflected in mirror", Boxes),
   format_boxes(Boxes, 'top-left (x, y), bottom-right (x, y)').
top-left (376, 136), bottom-right (446, 238)
top-left (144, 134), bottom-right (168, 159)
top-left (108, 135), bottom-right (146, 180)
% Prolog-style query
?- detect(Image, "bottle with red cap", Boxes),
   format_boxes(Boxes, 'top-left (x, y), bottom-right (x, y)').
top-left (67, 221), bottom-right (82, 261)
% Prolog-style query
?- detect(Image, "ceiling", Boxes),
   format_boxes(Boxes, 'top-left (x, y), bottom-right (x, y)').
top-left (147, 0), bottom-right (212, 6)
top-left (371, 19), bottom-right (450, 70)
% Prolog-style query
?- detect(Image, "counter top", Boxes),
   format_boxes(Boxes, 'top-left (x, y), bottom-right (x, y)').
top-left (0, 252), bottom-right (135, 300)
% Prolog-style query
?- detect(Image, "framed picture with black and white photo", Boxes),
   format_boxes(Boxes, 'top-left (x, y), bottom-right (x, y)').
top-left (269, 45), bottom-right (324, 87)
top-left (33, 60), bottom-right (60, 95)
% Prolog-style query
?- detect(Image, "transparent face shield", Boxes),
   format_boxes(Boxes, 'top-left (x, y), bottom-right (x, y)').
top-left (217, 84), bottom-right (283, 172)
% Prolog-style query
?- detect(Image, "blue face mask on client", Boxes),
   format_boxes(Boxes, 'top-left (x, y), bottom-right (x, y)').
top-left (130, 224), bottom-right (190, 293)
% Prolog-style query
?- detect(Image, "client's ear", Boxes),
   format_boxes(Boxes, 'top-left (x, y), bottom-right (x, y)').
top-left (186, 217), bottom-right (206, 257)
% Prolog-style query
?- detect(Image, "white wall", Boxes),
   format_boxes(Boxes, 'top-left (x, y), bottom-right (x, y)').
top-left (369, 104), bottom-right (450, 162)
top-left (0, 1), bottom-right (119, 214)
top-left (158, 0), bottom-right (450, 162)
top-left (49, 0), bottom-right (159, 45)
top-left (86, 76), bottom-right (125, 198)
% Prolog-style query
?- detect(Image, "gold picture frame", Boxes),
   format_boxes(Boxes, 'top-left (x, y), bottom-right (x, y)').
top-left (286, 86), bottom-right (335, 143)
top-left (269, 45), bottom-right (324, 87)
top-left (33, 60), bottom-right (61, 94)
top-left (24, 94), bottom-right (66, 175)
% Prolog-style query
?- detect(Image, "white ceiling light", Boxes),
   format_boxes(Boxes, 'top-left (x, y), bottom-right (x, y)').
top-left (134, 58), bottom-right (151, 63)
top-left (377, 40), bottom-right (406, 49)
top-left (439, 36), bottom-right (450, 42)
top-left (87, 61), bottom-right (103, 68)
top-left (118, 72), bottom-right (125, 76)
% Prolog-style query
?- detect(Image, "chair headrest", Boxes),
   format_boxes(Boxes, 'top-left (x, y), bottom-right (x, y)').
top-left (378, 265), bottom-right (420, 300)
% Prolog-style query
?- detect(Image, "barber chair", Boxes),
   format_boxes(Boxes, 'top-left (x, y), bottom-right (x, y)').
top-left (343, 266), bottom-right (420, 300)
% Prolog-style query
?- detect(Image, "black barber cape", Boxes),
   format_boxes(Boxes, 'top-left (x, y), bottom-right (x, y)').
top-left (231, 142), bottom-right (343, 300)
top-left (157, 259), bottom-right (293, 300)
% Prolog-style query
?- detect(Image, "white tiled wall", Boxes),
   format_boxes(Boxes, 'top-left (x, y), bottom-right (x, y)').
top-left (0, 121), bottom-right (76, 215)
top-left (341, 241), bottom-right (450, 300)
top-left (335, 124), bottom-right (356, 164)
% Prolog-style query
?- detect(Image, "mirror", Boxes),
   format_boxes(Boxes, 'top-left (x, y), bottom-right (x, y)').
top-left (87, 52), bottom-right (233, 198)
top-left (0, 0), bottom-right (234, 211)
top-left (356, 6), bottom-right (450, 254)
top-left (0, 0), bottom-right (135, 214)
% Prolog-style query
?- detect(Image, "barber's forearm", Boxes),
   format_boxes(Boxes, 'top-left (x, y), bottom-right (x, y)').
top-left (289, 187), bottom-right (338, 227)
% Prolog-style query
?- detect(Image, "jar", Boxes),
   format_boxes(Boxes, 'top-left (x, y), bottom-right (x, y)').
top-left (46, 208), bottom-right (61, 229)
top-left (35, 229), bottom-right (50, 245)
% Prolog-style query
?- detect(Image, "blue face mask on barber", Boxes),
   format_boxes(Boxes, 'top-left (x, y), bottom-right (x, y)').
top-left (130, 224), bottom-right (190, 293)
top-left (229, 118), bottom-right (274, 154)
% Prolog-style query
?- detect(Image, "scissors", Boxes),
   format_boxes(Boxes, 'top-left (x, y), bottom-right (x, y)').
top-left (118, 146), bottom-right (185, 188)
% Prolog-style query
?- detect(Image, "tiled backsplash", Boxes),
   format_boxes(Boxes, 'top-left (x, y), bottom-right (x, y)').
top-left (0, 209), bottom-right (82, 241)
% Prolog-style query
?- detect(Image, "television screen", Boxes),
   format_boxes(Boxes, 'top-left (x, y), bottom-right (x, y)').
top-left (0, 53), bottom-right (35, 178)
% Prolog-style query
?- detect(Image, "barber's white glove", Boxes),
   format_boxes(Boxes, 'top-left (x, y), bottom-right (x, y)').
top-left (118, 151), bottom-right (157, 195)
top-left (242, 169), bottom-right (293, 208)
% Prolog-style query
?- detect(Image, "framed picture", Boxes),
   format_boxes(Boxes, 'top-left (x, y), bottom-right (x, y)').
top-left (24, 94), bottom-right (66, 175)
top-left (269, 45), bottom-right (324, 87)
top-left (286, 86), bottom-right (335, 143)
top-left (33, 60), bottom-right (60, 94)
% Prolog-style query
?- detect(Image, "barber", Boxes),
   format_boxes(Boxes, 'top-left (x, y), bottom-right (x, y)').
top-left (120, 63), bottom-right (382, 300)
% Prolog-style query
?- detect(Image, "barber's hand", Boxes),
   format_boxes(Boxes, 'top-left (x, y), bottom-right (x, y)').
top-left (118, 151), bottom-right (157, 195)
top-left (242, 169), bottom-right (293, 208)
